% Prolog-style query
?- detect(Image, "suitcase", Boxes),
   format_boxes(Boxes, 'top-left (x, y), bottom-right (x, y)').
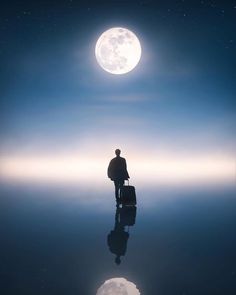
top-left (120, 181), bottom-right (137, 206)
top-left (119, 206), bottom-right (137, 226)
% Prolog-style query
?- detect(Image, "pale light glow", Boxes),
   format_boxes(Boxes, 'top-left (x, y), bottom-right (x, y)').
top-left (0, 151), bottom-right (235, 187)
top-left (95, 27), bottom-right (142, 74)
top-left (97, 277), bottom-right (140, 295)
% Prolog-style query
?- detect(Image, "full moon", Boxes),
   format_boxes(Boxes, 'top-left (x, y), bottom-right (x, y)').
top-left (96, 277), bottom-right (140, 295)
top-left (95, 27), bottom-right (142, 75)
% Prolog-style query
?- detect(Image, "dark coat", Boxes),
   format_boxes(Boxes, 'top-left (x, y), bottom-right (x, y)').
top-left (107, 156), bottom-right (130, 181)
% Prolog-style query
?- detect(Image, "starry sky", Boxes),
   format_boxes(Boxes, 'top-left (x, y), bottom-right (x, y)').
top-left (0, 0), bottom-right (235, 184)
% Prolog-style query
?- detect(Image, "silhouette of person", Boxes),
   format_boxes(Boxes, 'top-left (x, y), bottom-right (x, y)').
top-left (107, 149), bottom-right (129, 204)
top-left (107, 207), bottom-right (130, 265)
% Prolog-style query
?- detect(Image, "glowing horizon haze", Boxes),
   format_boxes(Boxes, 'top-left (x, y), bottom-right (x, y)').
top-left (0, 144), bottom-right (234, 187)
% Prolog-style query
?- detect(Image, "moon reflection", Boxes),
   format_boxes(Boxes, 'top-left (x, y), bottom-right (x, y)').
top-left (96, 277), bottom-right (140, 295)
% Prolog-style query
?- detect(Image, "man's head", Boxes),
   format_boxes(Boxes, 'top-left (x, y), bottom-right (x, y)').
top-left (115, 149), bottom-right (121, 156)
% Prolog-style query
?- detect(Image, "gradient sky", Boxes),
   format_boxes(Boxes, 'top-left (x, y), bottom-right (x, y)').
top-left (0, 0), bottom-right (235, 184)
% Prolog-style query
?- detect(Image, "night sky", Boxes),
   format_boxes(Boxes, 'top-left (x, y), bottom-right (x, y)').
top-left (1, 3), bottom-right (236, 294)
top-left (0, 0), bottom-right (235, 183)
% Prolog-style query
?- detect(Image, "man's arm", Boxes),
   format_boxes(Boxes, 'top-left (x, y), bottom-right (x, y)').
top-left (124, 158), bottom-right (130, 179)
top-left (107, 159), bottom-right (113, 179)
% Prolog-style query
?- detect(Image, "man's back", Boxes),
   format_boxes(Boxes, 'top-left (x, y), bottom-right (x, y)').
top-left (107, 149), bottom-right (130, 202)
top-left (108, 156), bottom-right (129, 181)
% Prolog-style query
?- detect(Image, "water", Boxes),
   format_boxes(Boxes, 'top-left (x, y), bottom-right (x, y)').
top-left (1, 183), bottom-right (236, 294)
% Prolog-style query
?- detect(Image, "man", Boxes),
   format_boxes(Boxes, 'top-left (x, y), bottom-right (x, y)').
top-left (107, 207), bottom-right (129, 265)
top-left (107, 149), bottom-right (130, 204)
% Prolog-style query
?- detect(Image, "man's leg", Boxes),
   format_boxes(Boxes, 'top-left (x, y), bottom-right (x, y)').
top-left (119, 180), bottom-right (124, 194)
top-left (118, 180), bottom-right (124, 201)
top-left (114, 180), bottom-right (124, 205)
top-left (114, 180), bottom-right (120, 203)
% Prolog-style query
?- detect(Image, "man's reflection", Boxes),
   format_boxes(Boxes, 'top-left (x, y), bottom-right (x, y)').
top-left (107, 206), bottom-right (137, 265)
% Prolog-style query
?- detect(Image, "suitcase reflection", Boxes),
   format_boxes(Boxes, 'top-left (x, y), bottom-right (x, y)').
top-left (107, 205), bottom-right (137, 265)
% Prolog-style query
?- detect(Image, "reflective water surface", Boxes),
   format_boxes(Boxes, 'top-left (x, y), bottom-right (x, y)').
top-left (1, 183), bottom-right (236, 294)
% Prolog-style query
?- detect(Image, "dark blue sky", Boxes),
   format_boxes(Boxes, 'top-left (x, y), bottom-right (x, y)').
top-left (0, 0), bottom-right (235, 157)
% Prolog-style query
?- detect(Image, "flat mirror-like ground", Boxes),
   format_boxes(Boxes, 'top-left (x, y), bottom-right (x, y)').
top-left (1, 183), bottom-right (236, 295)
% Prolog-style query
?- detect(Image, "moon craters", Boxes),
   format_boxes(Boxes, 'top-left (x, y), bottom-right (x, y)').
top-left (95, 27), bottom-right (141, 74)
